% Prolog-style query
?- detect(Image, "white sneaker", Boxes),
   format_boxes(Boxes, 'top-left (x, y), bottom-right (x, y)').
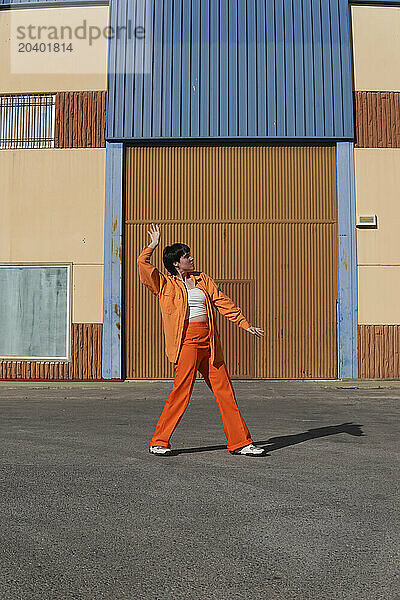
top-left (230, 443), bottom-right (265, 456)
top-left (149, 446), bottom-right (172, 456)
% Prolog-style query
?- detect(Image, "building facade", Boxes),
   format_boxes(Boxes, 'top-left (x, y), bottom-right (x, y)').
top-left (0, 0), bottom-right (398, 380)
top-left (0, 1), bottom-right (108, 378)
top-left (351, 1), bottom-right (400, 378)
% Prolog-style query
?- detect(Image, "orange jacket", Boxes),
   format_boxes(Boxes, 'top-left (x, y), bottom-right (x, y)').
top-left (137, 246), bottom-right (251, 365)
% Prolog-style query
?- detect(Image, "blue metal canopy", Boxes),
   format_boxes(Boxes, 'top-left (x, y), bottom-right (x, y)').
top-left (106, 0), bottom-right (354, 141)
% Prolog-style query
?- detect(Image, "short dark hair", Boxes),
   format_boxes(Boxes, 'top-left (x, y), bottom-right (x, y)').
top-left (163, 243), bottom-right (190, 275)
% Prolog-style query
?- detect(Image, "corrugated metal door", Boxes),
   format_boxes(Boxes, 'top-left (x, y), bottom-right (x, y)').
top-left (125, 145), bottom-right (337, 379)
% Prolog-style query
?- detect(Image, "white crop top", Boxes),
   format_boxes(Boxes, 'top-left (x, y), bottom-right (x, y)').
top-left (184, 281), bottom-right (207, 319)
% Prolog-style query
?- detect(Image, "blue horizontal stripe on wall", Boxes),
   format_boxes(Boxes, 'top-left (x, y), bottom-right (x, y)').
top-left (106, 0), bottom-right (354, 141)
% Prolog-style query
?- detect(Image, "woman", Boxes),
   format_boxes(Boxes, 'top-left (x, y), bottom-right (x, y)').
top-left (137, 223), bottom-right (265, 457)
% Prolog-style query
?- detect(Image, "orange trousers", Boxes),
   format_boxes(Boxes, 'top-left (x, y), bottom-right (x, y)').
top-left (150, 321), bottom-right (253, 452)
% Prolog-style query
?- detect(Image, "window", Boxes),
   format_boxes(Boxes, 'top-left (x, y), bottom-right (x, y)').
top-left (0, 94), bottom-right (55, 149)
top-left (0, 265), bottom-right (71, 360)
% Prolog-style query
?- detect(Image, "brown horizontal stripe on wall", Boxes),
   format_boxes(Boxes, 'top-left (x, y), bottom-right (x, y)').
top-left (358, 325), bottom-right (400, 378)
top-left (0, 323), bottom-right (102, 381)
top-left (55, 91), bottom-right (106, 148)
top-left (355, 91), bottom-right (400, 148)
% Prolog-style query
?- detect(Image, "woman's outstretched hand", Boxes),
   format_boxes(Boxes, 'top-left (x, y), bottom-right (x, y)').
top-left (246, 326), bottom-right (264, 338)
top-left (148, 223), bottom-right (160, 249)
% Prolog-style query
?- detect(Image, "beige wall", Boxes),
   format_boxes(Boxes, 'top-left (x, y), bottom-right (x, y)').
top-left (352, 6), bottom-right (400, 323)
top-left (351, 5), bottom-right (400, 91)
top-left (358, 267), bottom-right (400, 325)
top-left (0, 6), bottom-right (108, 93)
top-left (72, 264), bottom-right (104, 324)
top-left (0, 149), bottom-right (105, 322)
top-left (355, 149), bottom-right (400, 265)
top-left (355, 148), bottom-right (400, 324)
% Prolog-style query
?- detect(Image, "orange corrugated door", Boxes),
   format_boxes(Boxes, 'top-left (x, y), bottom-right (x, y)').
top-left (124, 145), bottom-right (337, 379)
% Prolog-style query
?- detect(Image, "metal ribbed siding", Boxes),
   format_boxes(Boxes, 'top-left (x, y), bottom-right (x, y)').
top-left (107, 0), bottom-right (353, 141)
top-left (0, 324), bottom-right (102, 380)
top-left (355, 91), bottom-right (400, 148)
top-left (55, 91), bottom-right (106, 148)
top-left (214, 280), bottom-right (255, 378)
top-left (125, 145), bottom-right (337, 379)
top-left (359, 325), bottom-right (400, 378)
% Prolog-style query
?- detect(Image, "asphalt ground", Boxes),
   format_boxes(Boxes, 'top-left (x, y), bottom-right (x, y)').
top-left (0, 380), bottom-right (399, 600)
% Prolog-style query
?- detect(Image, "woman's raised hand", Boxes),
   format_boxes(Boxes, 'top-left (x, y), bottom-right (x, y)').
top-left (246, 326), bottom-right (264, 338)
top-left (147, 223), bottom-right (161, 249)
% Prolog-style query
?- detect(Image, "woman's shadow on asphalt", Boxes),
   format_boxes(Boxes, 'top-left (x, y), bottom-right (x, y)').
top-left (172, 422), bottom-right (364, 456)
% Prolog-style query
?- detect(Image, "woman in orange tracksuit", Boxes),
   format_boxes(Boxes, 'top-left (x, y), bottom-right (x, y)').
top-left (137, 223), bottom-right (265, 457)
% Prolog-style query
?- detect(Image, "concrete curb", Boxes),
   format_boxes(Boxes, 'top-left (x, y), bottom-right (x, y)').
top-left (0, 378), bottom-right (400, 389)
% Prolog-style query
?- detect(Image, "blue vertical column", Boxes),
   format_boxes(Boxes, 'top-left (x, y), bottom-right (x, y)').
top-left (102, 142), bottom-right (123, 379)
top-left (336, 142), bottom-right (358, 379)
